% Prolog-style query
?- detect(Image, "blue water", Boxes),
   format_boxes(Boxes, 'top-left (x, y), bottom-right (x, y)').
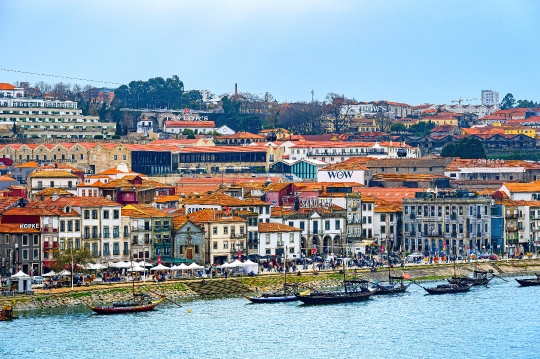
top-left (1, 278), bottom-right (538, 359)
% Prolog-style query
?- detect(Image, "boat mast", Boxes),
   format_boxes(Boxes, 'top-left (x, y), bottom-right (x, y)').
top-left (284, 245), bottom-right (287, 286)
top-left (130, 253), bottom-right (135, 299)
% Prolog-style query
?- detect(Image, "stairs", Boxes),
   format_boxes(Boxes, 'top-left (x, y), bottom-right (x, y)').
top-left (184, 278), bottom-right (249, 297)
top-left (490, 263), bottom-right (505, 274)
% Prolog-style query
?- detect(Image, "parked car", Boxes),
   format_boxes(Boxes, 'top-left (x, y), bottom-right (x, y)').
top-left (32, 276), bottom-right (44, 285)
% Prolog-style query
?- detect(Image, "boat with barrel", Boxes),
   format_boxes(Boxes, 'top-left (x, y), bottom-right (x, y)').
top-left (88, 259), bottom-right (179, 314)
top-left (447, 268), bottom-right (495, 286)
top-left (372, 266), bottom-right (411, 295)
top-left (0, 301), bottom-right (18, 321)
top-left (88, 293), bottom-right (165, 314)
top-left (296, 273), bottom-right (374, 304)
top-left (515, 274), bottom-right (540, 287)
top-left (415, 260), bottom-right (472, 295)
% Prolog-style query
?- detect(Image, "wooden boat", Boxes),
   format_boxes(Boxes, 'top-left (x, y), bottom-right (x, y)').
top-left (244, 246), bottom-right (302, 303)
top-left (88, 296), bottom-right (164, 315)
top-left (296, 277), bottom-right (374, 305)
top-left (516, 274), bottom-right (540, 287)
top-left (373, 267), bottom-right (411, 295)
top-left (447, 268), bottom-right (495, 286)
top-left (421, 283), bottom-right (472, 295)
top-left (417, 260), bottom-right (471, 295)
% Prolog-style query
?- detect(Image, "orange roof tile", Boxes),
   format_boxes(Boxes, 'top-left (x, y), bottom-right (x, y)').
top-left (258, 222), bottom-right (301, 233)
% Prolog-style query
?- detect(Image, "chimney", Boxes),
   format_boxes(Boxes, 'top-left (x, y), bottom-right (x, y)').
top-left (235, 83), bottom-right (238, 98)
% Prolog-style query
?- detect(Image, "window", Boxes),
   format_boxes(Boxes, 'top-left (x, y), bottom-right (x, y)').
top-left (33, 249), bottom-right (39, 260)
top-left (103, 243), bottom-right (110, 256)
top-left (113, 226), bottom-right (119, 238)
top-left (33, 235), bottom-right (39, 245)
top-left (67, 221), bottom-right (73, 232)
top-left (223, 227), bottom-right (228, 235)
top-left (22, 249), bottom-right (28, 260)
top-left (75, 220), bottom-right (80, 231)
top-left (335, 220), bottom-right (340, 230)
top-left (266, 249), bottom-right (271, 255)
top-left (223, 241), bottom-right (228, 249)
top-left (75, 239), bottom-right (80, 249)
top-left (37, 181), bottom-right (43, 189)
top-left (213, 241), bottom-right (218, 249)
top-left (60, 221), bottom-right (65, 232)
top-left (213, 227), bottom-right (217, 235)
top-left (299, 221), bottom-right (305, 230)
top-left (50, 181), bottom-right (55, 188)
top-left (289, 233), bottom-right (294, 243)
top-left (288, 221), bottom-right (294, 227)
top-left (113, 210), bottom-right (119, 219)
top-left (22, 235), bottom-right (28, 246)
top-left (325, 220), bottom-right (330, 230)
top-left (265, 234), bottom-right (270, 244)
top-left (68, 181), bottom-right (72, 189)
top-left (92, 210), bottom-right (98, 219)
top-left (103, 210), bottom-right (109, 219)
top-left (92, 226), bottom-right (98, 238)
top-left (84, 227), bottom-right (90, 239)
top-left (114, 155), bottom-right (118, 161)
top-left (123, 226), bottom-right (129, 237)
top-left (84, 210), bottom-right (90, 219)
top-left (123, 242), bottom-right (129, 255)
top-left (103, 226), bottom-right (109, 238)
top-left (113, 242), bottom-right (119, 255)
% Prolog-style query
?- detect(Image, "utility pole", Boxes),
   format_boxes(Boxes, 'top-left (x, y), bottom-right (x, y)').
top-left (311, 89), bottom-right (314, 103)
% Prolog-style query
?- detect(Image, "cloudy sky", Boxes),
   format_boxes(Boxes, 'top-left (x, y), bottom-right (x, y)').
top-left (1, 0), bottom-right (538, 104)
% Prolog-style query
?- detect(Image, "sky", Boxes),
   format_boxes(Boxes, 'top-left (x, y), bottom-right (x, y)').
top-left (0, 0), bottom-right (539, 105)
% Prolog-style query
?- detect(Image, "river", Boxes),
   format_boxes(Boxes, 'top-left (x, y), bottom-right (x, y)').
top-left (1, 277), bottom-right (538, 359)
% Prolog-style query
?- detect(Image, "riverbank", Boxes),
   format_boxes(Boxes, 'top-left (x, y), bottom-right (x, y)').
top-left (6, 258), bottom-right (540, 310)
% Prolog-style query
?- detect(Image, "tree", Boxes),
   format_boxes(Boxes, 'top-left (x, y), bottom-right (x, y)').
top-left (440, 137), bottom-right (486, 159)
top-left (373, 110), bottom-right (393, 133)
top-left (50, 247), bottom-right (95, 274)
top-left (409, 121), bottom-right (435, 136)
top-left (182, 129), bottom-right (195, 136)
top-left (500, 93), bottom-right (516, 110)
top-left (390, 122), bottom-right (407, 133)
top-left (323, 93), bottom-right (355, 133)
top-left (277, 101), bottom-right (325, 134)
top-left (515, 99), bottom-right (538, 108)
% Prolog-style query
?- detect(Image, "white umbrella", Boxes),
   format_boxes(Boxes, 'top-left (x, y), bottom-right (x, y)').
top-left (11, 270), bottom-right (30, 278)
top-left (231, 259), bottom-right (246, 267)
top-left (188, 262), bottom-right (204, 269)
top-left (149, 264), bottom-right (170, 271)
top-left (138, 261), bottom-right (153, 267)
top-left (42, 270), bottom-right (57, 277)
top-left (113, 261), bottom-right (131, 269)
top-left (219, 262), bottom-right (232, 268)
top-left (177, 263), bottom-right (189, 270)
top-left (58, 270), bottom-right (71, 276)
top-left (93, 263), bottom-right (107, 270)
top-left (127, 265), bottom-right (146, 272)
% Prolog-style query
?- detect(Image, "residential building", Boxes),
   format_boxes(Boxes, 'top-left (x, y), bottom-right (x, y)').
top-left (27, 170), bottom-right (81, 200)
top-left (172, 218), bottom-right (205, 264)
top-left (258, 222), bottom-right (302, 258)
top-left (0, 224), bottom-right (41, 276)
top-left (402, 191), bottom-right (492, 255)
top-left (481, 90), bottom-right (499, 107)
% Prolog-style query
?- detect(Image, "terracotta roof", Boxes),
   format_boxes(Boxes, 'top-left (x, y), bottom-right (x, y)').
top-left (122, 204), bottom-right (172, 218)
top-left (321, 157), bottom-right (371, 171)
top-left (0, 83), bottom-right (16, 90)
top-left (446, 159), bottom-right (540, 171)
top-left (367, 158), bottom-right (452, 168)
top-left (28, 171), bottom-right (79, 179)
top-left (155, 195), bottom-right (181, 203)
top-left (371, 173), bottom-right (447, 182)
top-left (219, 132), bottom-right (266, 140)
top-left (355, 188), bottom-right (424, 204)
top-left (269, 205), bottom-right (345, 217)
top-left (258, 222), bottom-right (302, 233)
top-left (174, 209), bottom-right (246, 228)
top-left (35, 188), bottom-right (74, 196)
top-left (15, 161), bottom-right (40, 168)
top-left (39, 196), bottom-right (121, 208)
top-left (181, 193), bottom-right (268, 207)
top-left (502, 182), bottom-right (540, 193)
top-left (179, 146), bottom-right (268, 153)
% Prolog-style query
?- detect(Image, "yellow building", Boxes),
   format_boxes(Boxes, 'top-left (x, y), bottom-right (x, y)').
top-left (419, 117), bottom-right (459, 127)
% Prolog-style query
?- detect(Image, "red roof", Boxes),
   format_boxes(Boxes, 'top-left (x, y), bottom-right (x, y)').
top-left (0, 83), bottom-right (15, 90)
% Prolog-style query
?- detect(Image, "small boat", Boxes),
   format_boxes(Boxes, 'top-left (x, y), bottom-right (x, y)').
top-left (0, 301), bottom-right (18, 321)
top-left (243, 284), bottom-right (301, 303)
top-left (416, 260), bottom-right (472, 295)
top-left (447, 268), bottom-right (495, 286)
top-left (373, 265), bottom-right (411, 295)
top-left (244, 246), bottom-right (302, 303)
top-left (88, 295), bottom-right (165, 315)
top-left (296, 276), bottom-right (374, 305)
top-left (516, 274), bottom-right (540, 287)
top-left (421, 283), bottom-right (472, 295)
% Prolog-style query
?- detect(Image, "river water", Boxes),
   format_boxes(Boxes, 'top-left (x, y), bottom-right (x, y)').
top-left (1, 277), bottom-right (538, 359)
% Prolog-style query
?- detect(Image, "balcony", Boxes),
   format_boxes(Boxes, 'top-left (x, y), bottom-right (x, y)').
top-left (132, 225), bottom-right (151, 232)
top-left (43, 242), bottom-right (58, 250)
top-left (42, 227), bottom-right (58, 233)
top-left (230, 233), bottom-right (246, 239)
top-left (154, 226), bottom-right (170, 232)
top-left (230, 247), bottom-right (245, 254)
top-left (131, 239), bottom-right (151, 245)
top-left (506, 214), bottom-right (519, 219)
top-left (507, 226), bottom-right (521, 232)
top-left (277, 241), bottom-right (285, 247)
top-left (410, 214), bottom-right (416, 219)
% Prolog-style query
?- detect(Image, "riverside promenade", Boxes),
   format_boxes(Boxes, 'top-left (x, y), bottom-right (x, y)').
top-left (5, 257), bottom-right (540, 310)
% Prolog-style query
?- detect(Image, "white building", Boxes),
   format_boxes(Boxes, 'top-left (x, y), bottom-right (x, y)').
top-left (136, 118), bottom-right (154, 136)
top-left (27, 170), bottom-right (81, 199)
top-left (0, 83), bottom-right (25, 98)
top-left (216, 125), bottom-right (235, 135)
top-left (442, 104), bottom-right (498, 118)
top-left (317, 159), bottom-right (370, 185)
top-left (482, 90), bottom-right (500, 107)
top-left (163, 120), bottom-right (216, 134)
top-left (258, 222), bottom-right (302, 258)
